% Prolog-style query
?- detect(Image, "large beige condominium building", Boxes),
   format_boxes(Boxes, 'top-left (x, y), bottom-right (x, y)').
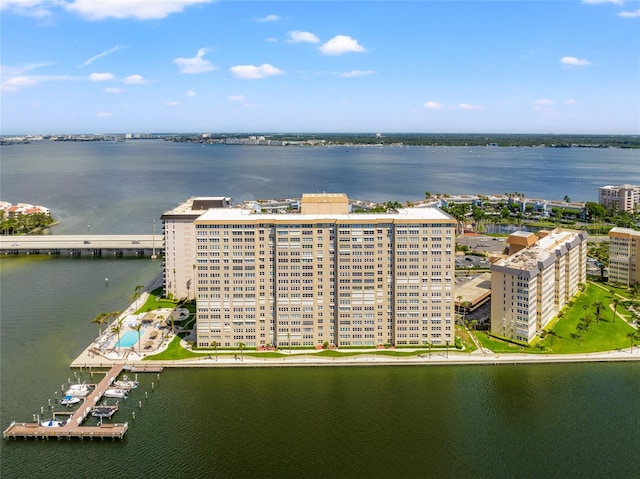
top-left (490, 228), bottom-right (587, 343)
top-left (598, 185), bottom-right (640, 213)
top-left (161, 197), bottom-right (232, 300)
top-left (608, 227), bottom-right (640, 286)
top-left (189, 193), bottom-right (456, 349)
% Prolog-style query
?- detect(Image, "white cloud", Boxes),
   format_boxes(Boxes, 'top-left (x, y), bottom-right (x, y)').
top-left (254, 14), bottom-right (279, 22)
top-left (230, 64), bottom-right (283, 79)
top-left (458, 103), bottom-right (483, 110)
top-left (186, 90), bottom-right (197, 97)
top-left (174, 48), bottom-right (216, 74)
top-left (78, 45), bottom-right (121, 68)
top-left (265, 37), bottom-right (278, 43)
top-left (0, 76), bottom-right (38, 92)
top-left (286, 31), bottom-right (320, 44)
top-left (0, 0), bottom-right (55, 18)
top-left (565, 98), bottom-right (578, 104)
top-left (339, 70), bottom-right (375, 78)
top-left (104, 87), bottom-right (123, 93)
top-left (423, 101), bottom-right (443, 110)
top-left (1, 64), bottom-right (83, 92)
top-left (65, 0), bottom-right (212, 20)
top-left (535, 98), bottom-right (554, 106)
top-left (229, 94), bottom-right (246, 102)
top-left (123, 74), bottom-right (145, 84)
top-left (1, 63), bottom-right (53, 76)
top-left (164, 101), bottom-right (181, 107)
top-left (618, 9), bottom-right (640, 17)
top-left (560, 56), bottom-right (590, 66)
top-left (96, 111), bottom-right (112, 117)
top-left (582, 0), bottom-right (623, 5)
top-left (320, 35), bottom-right (367, 56)
top-left (89, 72), bottom-right (114, 82)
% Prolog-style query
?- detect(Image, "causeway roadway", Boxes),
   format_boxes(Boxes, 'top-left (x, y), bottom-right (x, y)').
top-left (0, 235), bottom-right (163, 256)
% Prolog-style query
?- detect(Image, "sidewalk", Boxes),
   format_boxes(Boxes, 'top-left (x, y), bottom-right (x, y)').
top-left (71, 343), bottom-right (640, 369)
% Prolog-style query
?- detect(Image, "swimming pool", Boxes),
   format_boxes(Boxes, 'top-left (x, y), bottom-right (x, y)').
top-left (116, 330), bottom-right (139, 348)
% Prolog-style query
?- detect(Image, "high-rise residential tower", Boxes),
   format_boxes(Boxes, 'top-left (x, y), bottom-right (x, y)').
top-left (163, 193), bottom-right (456, 349)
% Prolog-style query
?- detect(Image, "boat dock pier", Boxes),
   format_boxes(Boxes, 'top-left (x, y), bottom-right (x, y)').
top-left (3, 364), bottom-right (128, 441)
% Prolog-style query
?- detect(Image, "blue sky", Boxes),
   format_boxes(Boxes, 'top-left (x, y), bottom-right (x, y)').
top-left (1, 0), bottom-right (639, 135)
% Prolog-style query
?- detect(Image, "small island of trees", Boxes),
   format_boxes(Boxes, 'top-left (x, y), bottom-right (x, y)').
top-left (0, 208), bottom-right (55, 235)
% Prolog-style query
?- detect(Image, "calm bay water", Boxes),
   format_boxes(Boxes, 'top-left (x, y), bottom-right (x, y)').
top-left (1, 141), bottom-right (639, 478)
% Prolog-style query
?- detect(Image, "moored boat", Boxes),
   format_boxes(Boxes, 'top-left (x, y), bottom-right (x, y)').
top-left (91, 404), bottom-right (118, 418)
top-left (104, 388), bottom-right (128, 399)
top-left (40, 419), bottom-right (67, 427)
top-left (60, 395), bottom-right (82, 406)
top-left (64, 386), bottom-right (90, 397)
top-left (113, 379), bottom-right (138, 390)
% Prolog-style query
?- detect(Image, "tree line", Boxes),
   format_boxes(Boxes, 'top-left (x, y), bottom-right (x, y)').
top-left (0, 211), bottom-right (55, 235)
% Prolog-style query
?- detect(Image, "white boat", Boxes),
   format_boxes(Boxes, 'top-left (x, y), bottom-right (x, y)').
top-left (113, 377), bottom-right (138, 390)
top-left (104, 388), bottom-right (128, 398)
top-left (64, 386), bottom-right (90, 397)
top-left (40, 419), bottom-right (66, 427)
top-left (60, 395), bottom-right (82, 406)
top-left (68, 383), bottom-right (89, 390)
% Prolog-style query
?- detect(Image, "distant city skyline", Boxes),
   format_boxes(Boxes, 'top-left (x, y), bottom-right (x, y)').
top-left (1, 0), bottom-right (639, 135)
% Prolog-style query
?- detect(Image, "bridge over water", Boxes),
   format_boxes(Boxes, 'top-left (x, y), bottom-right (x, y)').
top-left (0, 235), bottom-right (163, 257)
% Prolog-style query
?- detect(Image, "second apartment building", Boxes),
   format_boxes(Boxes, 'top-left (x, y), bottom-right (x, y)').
top-left (490, 228), bottom-right (587, 343)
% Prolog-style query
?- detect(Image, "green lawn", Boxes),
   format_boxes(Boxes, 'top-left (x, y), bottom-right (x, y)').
top-left (136, 294), bottom-right (180, 314)
top-left (538, 283), bottom-right (636, 353)
top-left (473, 283), bottom-right (638, 354)
top-left (475, 331), bottom-right (532, 354)
top-left (145, 337), bottom-right (459, 361)
top-left (145, 283), bottom-right (637, 360)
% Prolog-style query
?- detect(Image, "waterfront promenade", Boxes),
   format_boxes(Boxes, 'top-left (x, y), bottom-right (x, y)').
top-left (70, 340), bottom-right (640, 370)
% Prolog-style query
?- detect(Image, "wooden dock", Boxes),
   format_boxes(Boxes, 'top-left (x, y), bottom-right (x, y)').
top-left (125, 365), bottom-right (164, 373)
top-left (3, 363), bottom-right (128, 441)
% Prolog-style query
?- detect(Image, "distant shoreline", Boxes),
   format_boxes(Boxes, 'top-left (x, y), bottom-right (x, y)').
top-left (2, 133), bottom-right (639, 149)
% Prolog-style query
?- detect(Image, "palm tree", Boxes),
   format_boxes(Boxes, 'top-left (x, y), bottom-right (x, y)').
top-left (287, 332), bottom-right (291, 354)
top-left (612, 298), bottom-right (620, 323)
top-left (593, 301), bottom-right (604, 324)
top-left (133, 323), bottom-right (143, 358)
top-left (91, 312), bottom-right (107, 339)
top-left (576, 322), bottom-right (587, 346)
top-left (238, 342), bottom-right (245, 361)
top-left (129, 284), bottom-right (144, 304)
top-left (627, 331), bottom-right (637, 352)
top-left (546, 329), bottom-right (558, 349)
top-left (104, 310), bottom-right (121, 328)
top-left (212, 341), bottom-right (219, 361)
top-left (111, 324), bottom-right (122, 353)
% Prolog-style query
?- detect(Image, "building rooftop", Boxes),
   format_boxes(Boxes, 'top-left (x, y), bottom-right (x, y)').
top-left (493, 228), bottom-right (586, 275)
top-left (196, 206), bottom-right (455, 223)
top-left (161, 196), bottom-right (232, 217)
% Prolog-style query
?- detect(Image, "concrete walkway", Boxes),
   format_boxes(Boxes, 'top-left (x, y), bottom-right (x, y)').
top-left (71, 343), bottom-right (640, 369)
